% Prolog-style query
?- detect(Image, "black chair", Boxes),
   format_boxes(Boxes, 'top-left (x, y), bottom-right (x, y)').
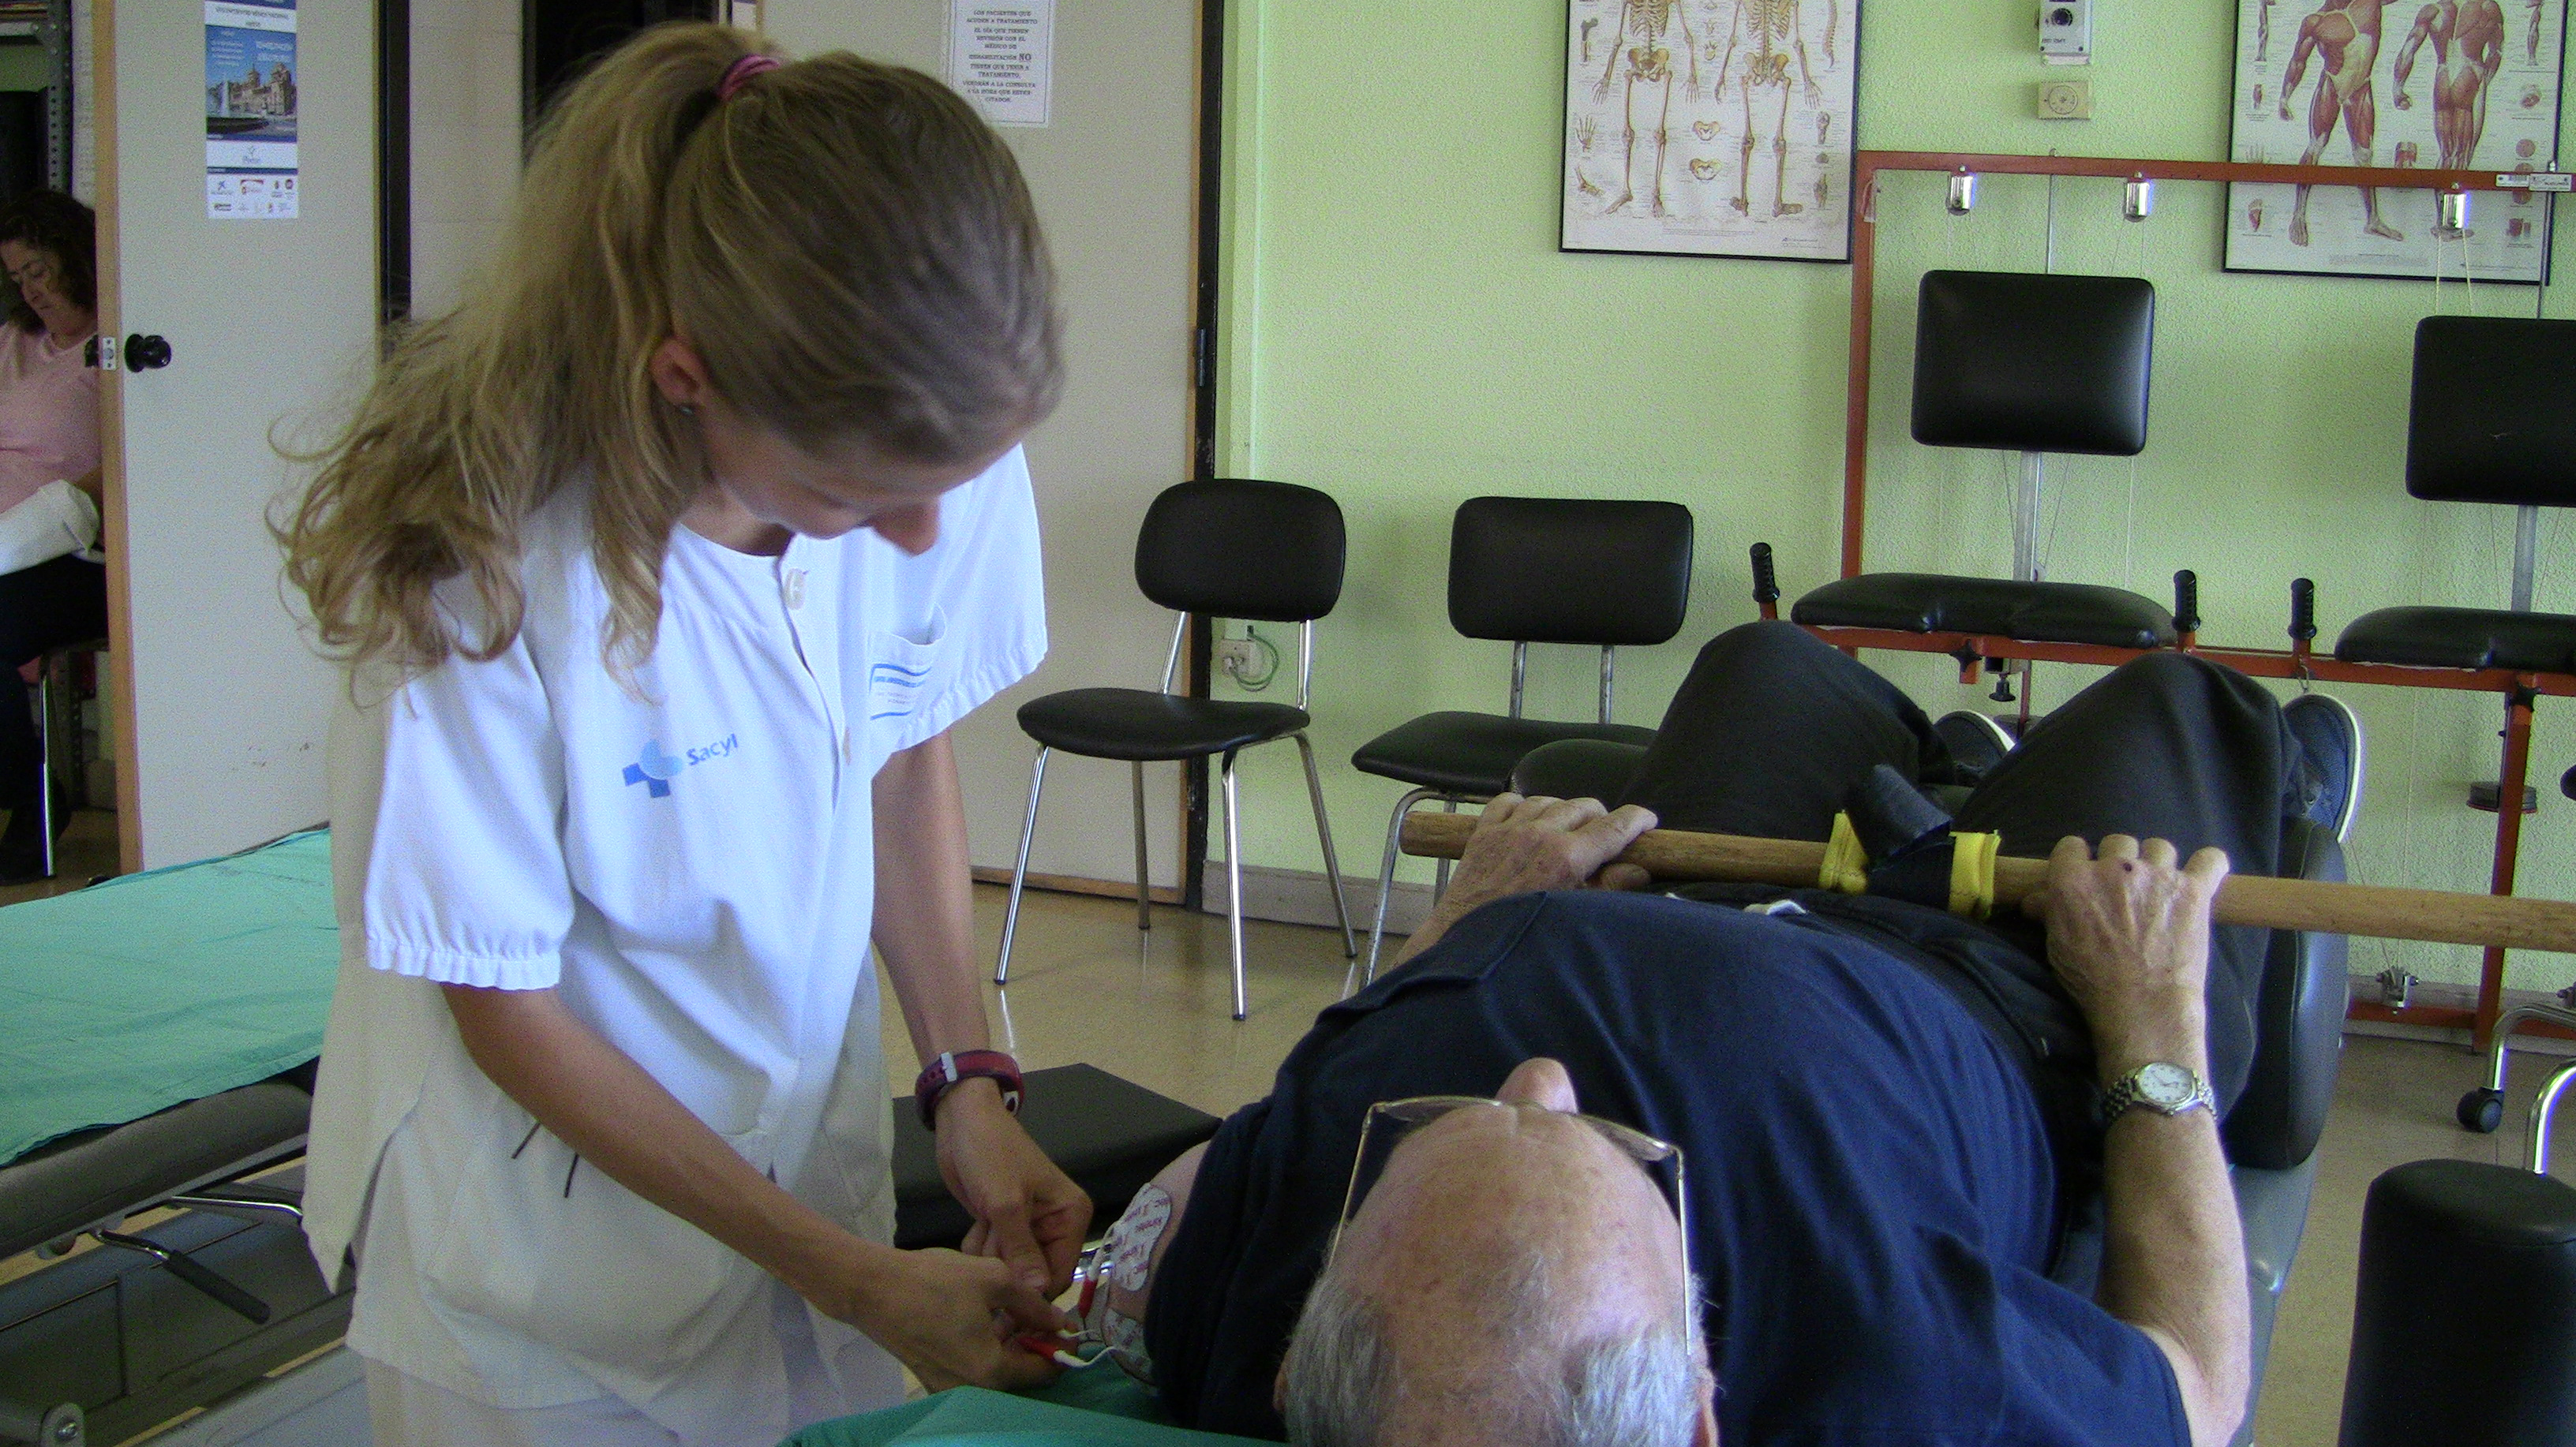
top-left (1793, 271), bottom-right (2183, 663)
top-left (994, 479), bottom-right (1354, 1020)
top-left (31, 637), bottom-right (105, 880)
top-left (2330, 316), bottom-right (2576, 1127)
top-left (1350, 496), bottom-right (1694, 979)
top-left (1512, 738), bottom-right (2345, 1447)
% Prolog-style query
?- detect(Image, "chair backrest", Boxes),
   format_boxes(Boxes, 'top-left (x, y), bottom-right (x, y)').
top-left (2407, 316), bottom-right (2576, 508)
top-left (1911, 270), bottom-right (2155, 458)
top-left (1447, 496), bottom-right (1694, 645)
top-left (1133, 478), bottom-right (1346, 623)
top-left (2222, 816), bottom-right (2350, 1172)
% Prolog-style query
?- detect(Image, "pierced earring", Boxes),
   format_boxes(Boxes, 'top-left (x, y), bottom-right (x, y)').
top-left (676, 403), bottom-right (697, 417)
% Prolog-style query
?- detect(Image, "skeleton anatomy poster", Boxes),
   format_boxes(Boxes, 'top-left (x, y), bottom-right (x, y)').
top-left (1562, 0), bottom-right (1858, 261)
top-left (2227, 0), bottom-right (2567, 281)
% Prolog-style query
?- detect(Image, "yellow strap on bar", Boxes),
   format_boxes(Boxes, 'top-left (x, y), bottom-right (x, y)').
top-left (1949, 829), bottom-right (2003, 920)
top-left (1819, 813), bottom-right (1870, 895)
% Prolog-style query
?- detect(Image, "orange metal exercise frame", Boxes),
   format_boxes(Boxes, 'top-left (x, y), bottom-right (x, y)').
top-left (1810, 149), bottom-right (2574, 1048)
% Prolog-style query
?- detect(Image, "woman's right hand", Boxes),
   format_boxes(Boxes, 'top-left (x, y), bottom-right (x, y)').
top-left (808, 1244), bottom-right (1073, 1393)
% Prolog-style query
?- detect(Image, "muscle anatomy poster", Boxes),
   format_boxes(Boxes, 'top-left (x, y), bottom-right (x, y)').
top-left (2228, 0), bottom-right (2567, 280)
top-left (1562, 0), bottom-right (1857, 261)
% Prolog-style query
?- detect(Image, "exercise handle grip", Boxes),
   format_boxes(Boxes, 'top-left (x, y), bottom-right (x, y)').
top-left (2172, 570), bottom-right (2200, 636)
top-left (1750, 541), bottom-right (1780, 607)
top-left (1396, 813), bottom-right (2576, 955)
top-left (2289, 578), bottom-right (2318, 642)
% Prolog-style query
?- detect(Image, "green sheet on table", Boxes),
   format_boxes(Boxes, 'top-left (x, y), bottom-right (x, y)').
top-left (783, 1374), bottom-right (1271, 1447)
top-left (0, 828), bottom-right (338, 1161)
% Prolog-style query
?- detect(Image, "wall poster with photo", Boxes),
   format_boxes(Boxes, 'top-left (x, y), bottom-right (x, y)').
top-left (2227, 0), bottom-right (2567, 281)
top-left (1562, 0), bottom-right (1859, 262)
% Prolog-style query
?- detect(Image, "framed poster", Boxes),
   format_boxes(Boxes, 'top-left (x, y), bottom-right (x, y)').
top-left (1562, 0), bottom-right (1858, 262)
top-left (2226, 0), bottom-right (2567, 281)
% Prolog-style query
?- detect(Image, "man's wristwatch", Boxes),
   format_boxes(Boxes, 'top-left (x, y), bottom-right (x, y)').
top-left (915, 1049), bottom-right (1024, 1129)
top-left (2099, 1060), bottom-right (2214, 1127)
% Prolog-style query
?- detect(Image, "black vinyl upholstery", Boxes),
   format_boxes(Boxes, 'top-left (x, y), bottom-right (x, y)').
top-left (891, 1064), bottom-right (1219, 1250)
top-left (2338, 1158), bottom-right (2576, 1447)
top-left (1018, 690), bottom-right (1310, 763)
top-left (2406, 316), bottom-right (2576, 507)
top-left (2226, 817), bottom-right (2349, 1172)
top-left (0, 1075), bottom-right (313, 1261)
top-left (2334, 605), bottom-right (2576, 673)
top-left (1793, 574), bottom-right (2177, 650)
top-left (1508, 737), bottom-right (1653, 804)
top-left (1135, 478), bottom-right (1347, 622)
top-left (1354, 714), bottom-right (1656, 796)
top-left (1447, 497), bottom-right (1694, 645)
top-left (1912, 271), bottom-right (2155, 457)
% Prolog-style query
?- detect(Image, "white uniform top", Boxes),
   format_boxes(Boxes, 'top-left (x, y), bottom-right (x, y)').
top-left (302, 451), bottom-right (1046, 1444)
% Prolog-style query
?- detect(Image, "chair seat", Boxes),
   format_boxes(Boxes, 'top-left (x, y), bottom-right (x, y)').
top-left (1792, 574), bottom-right (2177, 649)
top-left (1017, 687), bottom-right (1309, 761)
top-left (2334, 606), bottom-right (2576, 673)
top-left (1351, 712), bottom-right (1657, 797)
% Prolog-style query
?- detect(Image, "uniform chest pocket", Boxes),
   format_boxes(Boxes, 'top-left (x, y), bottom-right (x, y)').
top-left (864, 608), bottom-right (949, 726)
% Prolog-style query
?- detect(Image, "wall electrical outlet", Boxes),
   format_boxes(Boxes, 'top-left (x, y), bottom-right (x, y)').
top-left (1215, 637), bottom-right (1260, 678)
top-left (2039, 0), bottom-right (2092, 63)
top-left (2037, 78), bottom-right (2093, 118)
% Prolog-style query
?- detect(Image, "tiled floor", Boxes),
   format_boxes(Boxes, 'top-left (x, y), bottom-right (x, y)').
top-left (0, 805), bottom-right (120, 907)
top-left (925, 884), bottom-right (2575, 1447)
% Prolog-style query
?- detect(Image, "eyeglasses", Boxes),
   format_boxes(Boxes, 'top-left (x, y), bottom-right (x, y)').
top-left (1328, 1095), bottom-right (1693, 1331)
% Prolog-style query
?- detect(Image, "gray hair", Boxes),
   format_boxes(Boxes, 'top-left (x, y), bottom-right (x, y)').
top-left (1281, 1251), bottom-right (1707, 1447)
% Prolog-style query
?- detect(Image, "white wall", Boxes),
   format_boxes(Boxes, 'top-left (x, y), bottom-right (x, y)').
top-left (408, 0), bottom-right (519, 319)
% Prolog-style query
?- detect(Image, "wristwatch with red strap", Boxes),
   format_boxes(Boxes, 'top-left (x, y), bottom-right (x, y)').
top-left (914, 1049), bottom-right (1025, 1129)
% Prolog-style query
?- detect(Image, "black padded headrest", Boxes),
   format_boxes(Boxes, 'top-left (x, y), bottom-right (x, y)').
top-left (1447, 496), bottom-right (1694, 645)
top-left (1911, 271), bottom-right (2155, 457)
top-left (2407, 316), bottom-right (2576, 507)
top-left (1134, 478), bottom-right (1346, 623)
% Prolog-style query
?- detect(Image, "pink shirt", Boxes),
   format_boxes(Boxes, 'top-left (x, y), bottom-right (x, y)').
top-left (0, 321), bottom-right (99, 515)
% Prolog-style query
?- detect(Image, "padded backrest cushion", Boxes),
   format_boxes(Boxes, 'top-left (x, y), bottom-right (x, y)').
top-left (1447, 496), bottom-right (1694, 645)
top-left (1135, 478), bottom-right (1347, 622)
top-left (2222, 817), bottom-right (2349, 1171)
top-left (2407, 315), bottom-right (2576, 507)
top-left (1911, 271), bottom-right (2155, 457)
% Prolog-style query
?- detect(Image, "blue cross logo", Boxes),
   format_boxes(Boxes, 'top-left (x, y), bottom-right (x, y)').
top-left (622, 739), bottom-right (687, 799)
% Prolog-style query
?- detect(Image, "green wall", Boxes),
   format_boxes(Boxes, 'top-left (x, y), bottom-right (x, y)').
top-left (1211, 0), bottom-right (2576, 992)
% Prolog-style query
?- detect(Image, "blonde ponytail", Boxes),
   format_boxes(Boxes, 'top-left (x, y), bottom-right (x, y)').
top-left (280, 23), bottom-right (1060, 673)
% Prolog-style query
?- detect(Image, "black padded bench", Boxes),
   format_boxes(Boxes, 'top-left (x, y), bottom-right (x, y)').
top-left (893, 1063), bottom-right (1222, 1249)
top-left (1793, 572), bottom-right (2178, 651)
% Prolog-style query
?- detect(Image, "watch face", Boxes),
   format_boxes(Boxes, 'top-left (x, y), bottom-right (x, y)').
top-left (2138, 1062), bottom-right (2196, 1109)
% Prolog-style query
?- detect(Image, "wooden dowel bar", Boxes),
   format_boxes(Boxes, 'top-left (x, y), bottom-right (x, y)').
top-left (1397, 813), bottom-right (2576, 955)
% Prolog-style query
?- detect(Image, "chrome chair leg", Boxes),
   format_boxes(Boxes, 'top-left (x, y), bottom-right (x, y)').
top-left (1221, 753), bottom-right (1249, 1020)
top-left (35, 656), bottom-right (55, 881)
top-left (994, 747), bottom-right (1050, 985)
top-left (1293, 734), bottom-right (1356, 959)
top-left (1434, 798), bottom-right (1457, 900)
top-left (1363, 787), bottom-right (1443, 986)
top-left (1131, 761), bottom-right (1151, 932)
top-left (2533, 1056), bottom-right (2576, 1175)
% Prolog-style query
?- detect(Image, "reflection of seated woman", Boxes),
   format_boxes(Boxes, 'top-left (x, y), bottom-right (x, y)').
top-left (0, 189), bottom-right (103, 882)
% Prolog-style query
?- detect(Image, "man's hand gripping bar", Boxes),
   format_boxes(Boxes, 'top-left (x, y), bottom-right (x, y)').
top-left (1398, 812), bottom-right (2576, 954)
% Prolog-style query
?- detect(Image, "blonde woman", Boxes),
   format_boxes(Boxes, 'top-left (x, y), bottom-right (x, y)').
top-left (283, 25), bottom-right (1086, 1446)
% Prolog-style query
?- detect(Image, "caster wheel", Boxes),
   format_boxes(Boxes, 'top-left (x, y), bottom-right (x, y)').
top-left (2458, 1087), bottom-right (2506, 1134)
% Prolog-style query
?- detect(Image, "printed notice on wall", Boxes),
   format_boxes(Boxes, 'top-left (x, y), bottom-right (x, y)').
top-left (204, 0), bottom-right (298, 219)
top-left (945, 0), bottom-right (1052, 128)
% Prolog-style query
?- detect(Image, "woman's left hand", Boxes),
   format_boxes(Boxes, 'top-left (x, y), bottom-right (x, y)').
top-left (939, 1079), bottom-right (1092, 1296)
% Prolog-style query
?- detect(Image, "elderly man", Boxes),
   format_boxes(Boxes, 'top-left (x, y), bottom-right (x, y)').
top-left (1073, 623), bottom-right (2354, 1447)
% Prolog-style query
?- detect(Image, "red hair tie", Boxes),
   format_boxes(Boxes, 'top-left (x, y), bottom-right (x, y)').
top-left (717, 53), bottom-right (781, 100)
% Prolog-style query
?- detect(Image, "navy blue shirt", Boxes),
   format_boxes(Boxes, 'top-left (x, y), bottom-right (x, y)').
top-left (1145, 890), bottom-right (2186, 1445)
